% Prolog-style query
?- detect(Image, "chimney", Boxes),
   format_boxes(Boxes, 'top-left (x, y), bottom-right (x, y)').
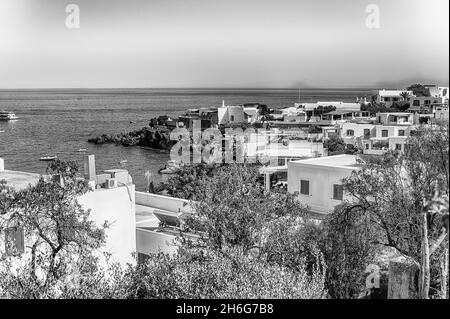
top-left (84, 155), bottom-right (96, 181)
top-left (0, 158), bottom-right (4, 172)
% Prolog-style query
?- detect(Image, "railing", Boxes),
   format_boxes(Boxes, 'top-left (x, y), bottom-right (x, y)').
top-left (136, 227), bottom-right (178, 255)
top-left (135, 191), bottom-right (195, 214)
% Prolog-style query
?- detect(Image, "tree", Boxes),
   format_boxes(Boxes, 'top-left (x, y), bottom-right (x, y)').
top-left (407, 84), bottom-right (430, 97)
top-left (361, 102), bottom-right (402, 116)
top-left (155, 163), bottom-right (225, 199)
top-left (0, 160), bottom-right (107, 298)
top-left (320, 204), bottom-right (380, 299)
top-left (185, 164), bottom-right (310, 252)
top-left (324, 135), bottom-right (346, 154)
top-left (400, 91), bottom-right (411, 101)
top-left (392, 101), bottom-right (410, 112)
top-left (108, 246), bottom-right (326, 299)
top-left (340, 124), bottom-right (449, 298)
top-left (55, 163), bottom-right (326, 299)
top-left (313, 105), bottom-right (336, 116)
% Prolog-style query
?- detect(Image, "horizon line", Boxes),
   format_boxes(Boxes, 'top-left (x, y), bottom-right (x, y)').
top-left (0, 85), bottom-right (439, 91)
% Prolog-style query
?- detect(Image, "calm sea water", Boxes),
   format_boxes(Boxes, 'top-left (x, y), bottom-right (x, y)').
top-left (0, 88), bottom-right (371, 190)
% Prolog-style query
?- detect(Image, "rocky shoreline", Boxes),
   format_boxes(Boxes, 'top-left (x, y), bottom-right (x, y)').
top-left (88, 126), bottom-right (175, 150)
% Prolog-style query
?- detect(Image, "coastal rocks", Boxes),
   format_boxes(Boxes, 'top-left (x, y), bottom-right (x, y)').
top-left (88, 127), bottom-right (176, 150)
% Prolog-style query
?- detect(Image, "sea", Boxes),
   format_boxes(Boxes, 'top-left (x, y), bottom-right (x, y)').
top-left (0, 88), bottom-right (372, 191)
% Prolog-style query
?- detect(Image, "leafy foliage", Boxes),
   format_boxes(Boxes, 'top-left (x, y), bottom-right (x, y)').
top-left (155, 163), bottom-right (225, 199)
top-left (114, 247), bottom-right (326, 299)
top-left (0, 160), bottom-right (107, 297)
top-left (407, 84), bottom-right (431, 97)
top-left (186, 164), bottom-right (310, 252)
top-left (339, 124), bottom-right (449, 298)
top-left (313, 105), bottom-right (336, 115)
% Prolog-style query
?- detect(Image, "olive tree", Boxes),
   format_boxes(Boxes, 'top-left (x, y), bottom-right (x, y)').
top-left (341, 124), bottom-right (449, 298)
top-left (0, 160), bottom-right (107, 298)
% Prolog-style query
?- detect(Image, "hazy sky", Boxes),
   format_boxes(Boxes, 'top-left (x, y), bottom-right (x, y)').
top-left (0, 0), bottom-right (448, 88)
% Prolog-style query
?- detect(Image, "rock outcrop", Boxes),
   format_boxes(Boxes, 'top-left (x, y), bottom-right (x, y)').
top-left (88, 127), bottom-right (175, 150)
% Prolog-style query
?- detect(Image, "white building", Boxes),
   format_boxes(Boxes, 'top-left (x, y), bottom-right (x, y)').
top-left (0, 156), bottom-right (136, 268)
top-left (340, 122), bottom-right (375, 142)
top-left (287, 155), bottom-right (360, 215)
top-left (435, 107), bottom-right (449, 122)
top-left (438, 87), bottom-right (449, 100)
top-left (339, 118), bottom-right (413, 155)
top-left (295, 101), bottom-right (361, 113)
top-left (217, 101), bottom-right (246, 125)
top-left (409, 96), bottom-right (447, 111)
top-left (375, 112), bottom-right (414, 125)
top-left (371, 90), bottom-right (412, 107)
top-left (134, 192), bottom-right (197, 262)
top-left (242, 130), bottom-right (326, 166)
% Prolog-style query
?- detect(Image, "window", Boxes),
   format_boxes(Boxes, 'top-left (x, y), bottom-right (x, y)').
top-left (300, 180), bottom-right (310, 196)
top-left (346, 129), bottom-right (354, 136)
top-left (424, 100), bottom-right (431, 105)
top-left (413, 100), bottom-right (420, 107)
top-left (5, 226), bottom-right (25, 256)
top-left (365, 143), bottom-right (370, 150)
top-left (398, 130), bottom-right (405, 137)
top-left (384, 97), bottom-right (391, 102)
top-left (230, 115), bottom-right (235, 121)
top-left (333, 184), bottom-right (343, 201)
top-left (382, 130), bottom-right (389, 137)
top-left (395, 144), bottom-right (402, 151)
top-left (137, 253), bottom-right (150, 265)
top-left (363, 129), bottom-right (371, 139)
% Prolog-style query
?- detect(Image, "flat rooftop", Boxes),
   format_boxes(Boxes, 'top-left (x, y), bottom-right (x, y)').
top-left (0, 170), bottom-right (41, 190)
top-left (289, 154), bottom-right (360, 170)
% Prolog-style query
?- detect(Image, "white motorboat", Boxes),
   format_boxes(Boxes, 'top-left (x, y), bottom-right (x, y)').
top-left (39, 156), bottom-right (58, 162)
top-left (0, 111), bottom-right (19, 121)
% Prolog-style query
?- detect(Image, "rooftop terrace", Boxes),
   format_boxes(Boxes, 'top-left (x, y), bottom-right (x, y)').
top-left (289, 154), bottom-right (360, 170)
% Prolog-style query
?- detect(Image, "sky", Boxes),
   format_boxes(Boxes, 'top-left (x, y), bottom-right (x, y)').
top-left (0, 0), bottom-right (448, 88)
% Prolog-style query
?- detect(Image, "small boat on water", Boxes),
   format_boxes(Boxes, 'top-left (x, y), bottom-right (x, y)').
top-left (0, 129), bottom-right (5, 133)
top-left (39, 156), bottom-right (57, 162)
top-left (119, 160), bottom-right (128, 165)
top-left (0, 111), bottom-right (18, 121)
top-left (159, 160), bottom-right (182, 174)
top-left (77, 148), bottom-right (87, 152)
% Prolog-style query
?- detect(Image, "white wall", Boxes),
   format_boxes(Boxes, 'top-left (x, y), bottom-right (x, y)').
top-left (135, 192), bottom-right (193, 214)
top-left (135, 192), bottom-right (196, 257)
top-left (288, 163), bottom-right (355, 214)
top-left (79, 185), bottom-right (137, 267)
top-left (136, 228), bottom-right (178, 256)
top-left (435, 109), bottom-right (449, 121)
top-left (340, 123), bottom-right (375, 140)
top-left (228, 106), bottom-right (245, 123)
top-left (218, 107), bottom-right (228, 125)
top-left (0, 184), bottom-right (137, 273)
